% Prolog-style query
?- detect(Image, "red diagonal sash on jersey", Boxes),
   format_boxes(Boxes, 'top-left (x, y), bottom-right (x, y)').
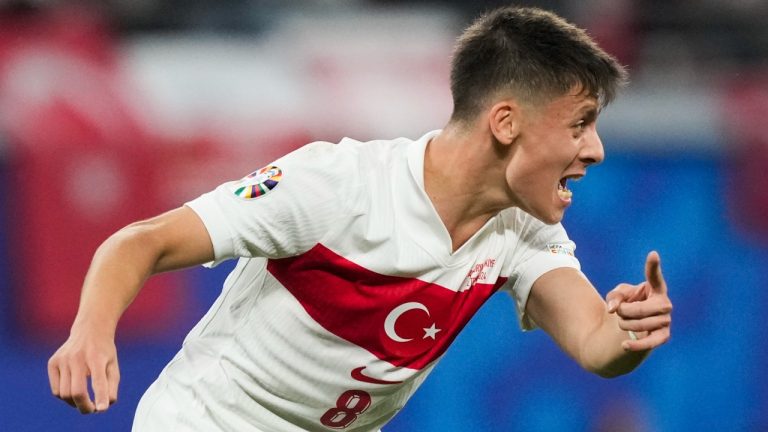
top-left (267, 244), bottom-right (507, 370)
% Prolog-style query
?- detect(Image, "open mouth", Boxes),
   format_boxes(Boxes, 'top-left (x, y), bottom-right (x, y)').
top-left (557, 175), bottom-right (581, 201)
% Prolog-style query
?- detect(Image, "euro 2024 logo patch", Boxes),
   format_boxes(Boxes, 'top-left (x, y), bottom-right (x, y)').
top-left (232, 165), bottom-right (282, 199)
top-left (547, 243), bottom-right (575, 257)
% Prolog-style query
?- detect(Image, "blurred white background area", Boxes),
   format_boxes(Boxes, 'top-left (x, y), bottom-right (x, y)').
top-left (120, 8), bottom-right (457, 146)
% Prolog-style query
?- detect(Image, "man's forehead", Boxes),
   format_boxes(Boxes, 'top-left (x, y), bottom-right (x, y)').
top-left (547, 91), bottom-right (599, 114)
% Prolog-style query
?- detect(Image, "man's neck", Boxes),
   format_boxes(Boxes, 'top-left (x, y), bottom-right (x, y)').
top-left (424, 124), bottom-right (515, 252)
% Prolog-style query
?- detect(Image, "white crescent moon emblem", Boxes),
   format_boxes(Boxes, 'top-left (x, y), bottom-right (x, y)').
top-left (384, 302), bottom-right (430, 343)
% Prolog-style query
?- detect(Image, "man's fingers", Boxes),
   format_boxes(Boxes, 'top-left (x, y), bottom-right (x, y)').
top-left (605, 283), bottom-right (641, 313)
top-left (91, 364), bottom-right (110, 412)
top-left (58, 365), bottom-right (76, 408)
top-left (617, 314), bottom-right (671, 333)
top-left (106, 361), bottom-right (120, 405)
top-left (616, 296), bottom-right (673, 319)
top-left (69, 365), bottom-right (96, 414)
top-left (47, 358), bottom-right (60, 396)
top-left (622, 327), bottom-right (670, 352)
top-left (645, 251), bottom-right (667, 294)
top-left (610, 252), bottom-right (672, 353)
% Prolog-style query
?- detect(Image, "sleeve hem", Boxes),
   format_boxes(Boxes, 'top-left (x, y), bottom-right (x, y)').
top-left (511, 254), bottom-right (581, 331)
top-left (185, 197), bottom-right (236, 268)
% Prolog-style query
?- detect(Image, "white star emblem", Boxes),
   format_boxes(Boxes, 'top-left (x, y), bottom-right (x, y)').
top-left (422, 323), bottom-right (441, 340)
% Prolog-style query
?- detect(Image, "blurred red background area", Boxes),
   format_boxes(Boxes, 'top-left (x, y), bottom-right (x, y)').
top-left (0, 7), bottom-right (307, 342)
top-left (721, 70), bottom-right (768, 242)
top-left (0, 7), bottom-right (187, 342)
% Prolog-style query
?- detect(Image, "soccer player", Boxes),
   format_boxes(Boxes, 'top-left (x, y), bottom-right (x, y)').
top-left (48, 6), bottom-right (672, 431)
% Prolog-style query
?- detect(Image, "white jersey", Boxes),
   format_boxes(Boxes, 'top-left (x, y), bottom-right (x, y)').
top-left (132, 130), bottom-right (580, 432)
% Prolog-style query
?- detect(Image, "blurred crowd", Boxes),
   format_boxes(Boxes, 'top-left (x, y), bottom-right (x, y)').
top-left (7, 0), bottom-right (768, 71)
top-left (1, 0), bottom-right (765, 232)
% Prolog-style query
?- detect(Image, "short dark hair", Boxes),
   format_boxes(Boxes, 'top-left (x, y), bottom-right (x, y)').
top-left (449, 6), bottom-right (628, 123)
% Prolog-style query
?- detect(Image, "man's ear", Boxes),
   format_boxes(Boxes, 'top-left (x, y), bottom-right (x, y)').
top-left (488, 100), bottom-right (522, 146)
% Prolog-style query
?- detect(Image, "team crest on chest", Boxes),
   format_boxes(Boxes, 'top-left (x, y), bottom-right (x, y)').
top-left (232, 165), bottom-right (282, 199)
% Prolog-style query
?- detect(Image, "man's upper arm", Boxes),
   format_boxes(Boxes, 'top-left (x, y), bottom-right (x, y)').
top-left (182, 142), bottom-right (362, 263)
top-left (524, 267), bottom-right (607, 363)
top-left (131, 205), bottom-right (215, 274)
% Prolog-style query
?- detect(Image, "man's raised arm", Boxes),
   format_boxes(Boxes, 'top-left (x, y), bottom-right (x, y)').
top-left (525, 252), bottom-right (672, 377)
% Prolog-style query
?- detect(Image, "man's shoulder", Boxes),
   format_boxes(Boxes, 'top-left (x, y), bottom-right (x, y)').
top-left (281, 135), bottom-right (423, 203)
top-left (298, 136), bottom-right (419, 180)
top-left (337, 135), bottom-right (416, 158)
top-left (294, 135), bottom-right (413, 163)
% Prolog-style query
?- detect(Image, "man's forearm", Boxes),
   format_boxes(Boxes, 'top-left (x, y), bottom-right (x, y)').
top-left (580, 313), bottom-right (650, 378)
top-left (72, 224), bottom-right (160, 334)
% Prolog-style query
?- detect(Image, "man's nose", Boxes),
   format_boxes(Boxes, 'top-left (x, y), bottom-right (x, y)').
top-left (580, 127), bottom-right (604, 166)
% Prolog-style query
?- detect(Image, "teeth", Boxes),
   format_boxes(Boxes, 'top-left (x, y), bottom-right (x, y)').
top-left (558, 177), bottom-right (576, 200)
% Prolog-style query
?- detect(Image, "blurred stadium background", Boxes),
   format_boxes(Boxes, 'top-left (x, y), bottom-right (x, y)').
top-left (0, 0), bottom-right (766, 430)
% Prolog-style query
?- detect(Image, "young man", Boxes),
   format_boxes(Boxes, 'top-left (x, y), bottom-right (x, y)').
top-left (48, 6), bottom-right (672, 431)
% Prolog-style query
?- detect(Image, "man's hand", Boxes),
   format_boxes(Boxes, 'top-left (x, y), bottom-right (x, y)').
top-left (606, 251), bottom-right (672, 352)
top-left (48, 327), bottom-right (120, 414)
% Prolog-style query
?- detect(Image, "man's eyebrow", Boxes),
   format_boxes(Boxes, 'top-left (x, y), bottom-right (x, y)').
top-left (574, 104), bottom-right (598, 122)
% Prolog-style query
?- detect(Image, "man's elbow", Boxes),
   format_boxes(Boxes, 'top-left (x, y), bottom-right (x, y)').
top-left (581, 351), bottom-right (648, 379)
top-left (588, 364), bottom-right (634, 379)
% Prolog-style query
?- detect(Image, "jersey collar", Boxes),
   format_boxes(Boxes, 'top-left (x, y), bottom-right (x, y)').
top-left (404, 130), bottom-right (498, 264)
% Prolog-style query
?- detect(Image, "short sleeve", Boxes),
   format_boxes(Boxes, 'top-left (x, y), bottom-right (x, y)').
top-left (501, 210), bottom-right (581, 330)
top-left (185, 141), bottom-right (362, 266)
